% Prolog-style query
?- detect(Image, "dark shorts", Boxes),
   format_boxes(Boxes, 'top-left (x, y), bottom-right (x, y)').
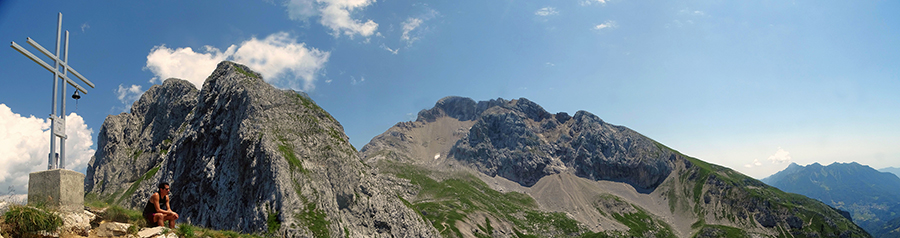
top-left (144, 213), bottom-right (158, 227)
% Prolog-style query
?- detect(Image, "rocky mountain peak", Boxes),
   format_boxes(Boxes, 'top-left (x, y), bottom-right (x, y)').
top-left (415, 96), bottom-right (554, 123)
top-left (446, 98), bottom-right (675, 191)
top-left (375, 96), bottom-right (677, 191)
top-left (361, 96), bottom-right (871, 237)
top-left (86, 61), bottom-right (436, 236)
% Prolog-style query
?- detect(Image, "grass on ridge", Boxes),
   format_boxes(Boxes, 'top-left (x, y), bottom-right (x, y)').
top-left (378, 161), bottom-right (588, 237)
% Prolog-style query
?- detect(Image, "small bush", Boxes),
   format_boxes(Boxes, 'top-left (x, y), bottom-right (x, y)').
top-left (2, 205), bottom-right (62, 237)
top-left (177, 223), bottom-right (198, 238)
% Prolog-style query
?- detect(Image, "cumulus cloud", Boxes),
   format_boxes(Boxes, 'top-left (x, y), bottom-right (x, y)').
top-left (145, 45), bottom-right (233, 87)
top-left (535, 7), bottom-right (559, 16)
top-left (80, 23), bottom-right (90, 33)
top-left (232, 33), bottom-right (330, 91)
top-left (768, 147), bottom-right (792, 164)
top-left (594, 20), bottom-right (618, 31)
top-left (0, 104), bottom-right (94, 195)
top-left (284, 0), bottom-right (378, 38)
top-left (744, 147), bottom-right (792, 168)
top-left (116, 84), bottom-right (144, 111)
top-left (145, 32), bottom-right (329, 92)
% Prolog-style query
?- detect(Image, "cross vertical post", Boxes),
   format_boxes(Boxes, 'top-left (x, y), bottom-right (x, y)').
top-left (12, 12), bottom-right (95, 213)
top-left (60, 30), bottom-right (70, 169)
top-left (10, 12), bottom-right (94, 170)
top-left (49, 12), bottom-right (62, 170)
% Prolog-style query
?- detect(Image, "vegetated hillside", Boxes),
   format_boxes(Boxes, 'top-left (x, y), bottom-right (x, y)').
top-left (361, 96), bottom-right (870, 238)
top-left (763, 162), bottom-right (900, 237)
top-left (85, 61), bottom-right (437, 237)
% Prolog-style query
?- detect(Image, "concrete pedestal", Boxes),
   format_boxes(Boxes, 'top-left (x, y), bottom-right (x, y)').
top-left (28, 169), bottom-right (84, 212)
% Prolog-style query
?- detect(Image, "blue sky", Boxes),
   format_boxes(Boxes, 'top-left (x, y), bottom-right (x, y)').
top-left (1, 0), bottom-right (898, 193)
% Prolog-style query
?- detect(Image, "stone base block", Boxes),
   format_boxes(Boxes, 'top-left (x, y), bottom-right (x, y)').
top-left (28, 169), bottom-right (84, 213)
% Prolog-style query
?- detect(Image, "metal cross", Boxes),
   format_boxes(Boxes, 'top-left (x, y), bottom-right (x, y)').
top-left (10, 12), bottom-right (95, 170)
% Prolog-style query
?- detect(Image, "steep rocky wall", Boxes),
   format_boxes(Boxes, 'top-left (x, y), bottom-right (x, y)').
top-left (85, 78), bottom-right (198, 208)
top-left (431, 96), bottom-right (677, 191)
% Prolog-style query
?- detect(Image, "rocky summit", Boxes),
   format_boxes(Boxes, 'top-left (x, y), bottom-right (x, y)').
top-left (85, 61), bottom-right (436, 237)
top-left (361, 96), bottom-right (871, 238)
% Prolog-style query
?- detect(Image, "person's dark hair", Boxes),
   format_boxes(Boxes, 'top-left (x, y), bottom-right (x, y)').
top-left (158, 182), bottom-right (169, 190)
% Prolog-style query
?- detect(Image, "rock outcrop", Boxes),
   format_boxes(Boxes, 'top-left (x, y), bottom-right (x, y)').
top-left (85, 78), bottom-right (197, 208)
top-left (85, 62), bottom-right (436, 237)
top-left (365, 96), bottom-right (676, 191)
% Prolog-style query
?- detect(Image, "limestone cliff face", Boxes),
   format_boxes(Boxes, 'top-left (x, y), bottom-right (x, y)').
top-left (85, 62), bottom-right (437, 237)
top-left (85, 78), bottom-right (198, 208)
top-left (367, 96), bottom-right (677, 191)
top-left (447, 97), bottom-right (675, 191)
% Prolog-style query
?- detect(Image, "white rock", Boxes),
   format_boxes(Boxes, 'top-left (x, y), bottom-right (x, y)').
top-left (58, 210), bottom-right (96, 234)
top-left (95, 221), bottom-right (132, 237)
top-left (137, 227), bottom-right (166, 238)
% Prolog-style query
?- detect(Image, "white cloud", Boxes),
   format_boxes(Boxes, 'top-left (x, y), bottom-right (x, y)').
top-left (350, 75), bottom-right (365, 85)
top-left (535, 7), bottom-right (559, 16)
top-left (285, 0), bottom-right (318, 20)
top-left (581, 0), bottom-right (608, 6)
top-left (145, 32), bottom-right (330, 92)
top-left (232, 32), bottom-right (330, 91)
top-left (679, 9), bottom-right (707, 17)
top-left (80, 23), bottom-right (90, 33)
top-left (768, 147), bottom-right (792, 164)
top-left (744, 148), bottom-right (792, 168)
top-left (381, 44), bottom-right (399, 54)
top-left (284, 0), bottom-right (378, 38)
top-left (116, 84), bottom-right (144, 111)
top-left (145, 45), bottom-right (233, 87)
top-left (0, 104), bottom-right (94, 195)
top-left (744, 158), bottom-right (763, 168)
top-left (401, 17), bottom-right (424, 45)
top-left (593, 20), bottom-right (618, 31)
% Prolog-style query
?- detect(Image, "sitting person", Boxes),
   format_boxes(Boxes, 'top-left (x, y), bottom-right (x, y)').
top-left (143, 182), bottom-right (179, 228)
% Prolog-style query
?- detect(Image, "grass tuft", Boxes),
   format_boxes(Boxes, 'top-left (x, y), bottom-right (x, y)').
top-left (1, 204), bottom-right (62, 237)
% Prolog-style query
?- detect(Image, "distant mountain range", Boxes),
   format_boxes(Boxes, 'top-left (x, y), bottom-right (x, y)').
top-left (879, 167), bottom-right (900, 178)
top-left (763, 162), bottom-right (900, 237)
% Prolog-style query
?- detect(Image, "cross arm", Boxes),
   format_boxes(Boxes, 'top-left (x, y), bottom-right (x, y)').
top-left (11, 41), bottom-right (89, 94)
top-left (25, 37), bottom-right (95, 89)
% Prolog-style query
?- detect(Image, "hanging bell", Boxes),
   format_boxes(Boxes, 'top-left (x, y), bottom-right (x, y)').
top-left (72, 91), bottom-right (81, 100)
